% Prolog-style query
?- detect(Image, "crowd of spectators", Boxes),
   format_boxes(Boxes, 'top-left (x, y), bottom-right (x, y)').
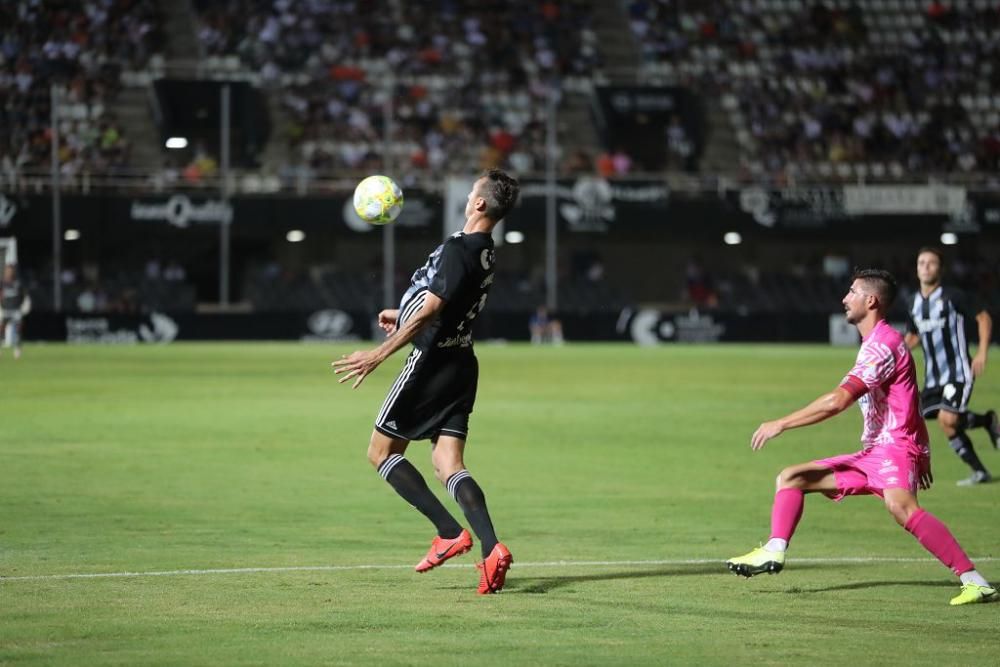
top-left (20, 257), bottom-right (195, 313)
top-left (193, 0), bottom-right (602, 180)
top-left (0, 0), bottom-right (164, 181)
top-left (627, 0), bottom-right (1000, 181)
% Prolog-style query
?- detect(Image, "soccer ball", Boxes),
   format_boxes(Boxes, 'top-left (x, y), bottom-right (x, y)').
top-left (353, 175), bottom-right (404, 225)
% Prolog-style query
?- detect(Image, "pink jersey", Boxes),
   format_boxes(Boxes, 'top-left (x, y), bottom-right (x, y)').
top-left (840, 319), bottom-right (929, 457)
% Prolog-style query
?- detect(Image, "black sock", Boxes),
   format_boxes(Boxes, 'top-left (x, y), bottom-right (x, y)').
top-left (949, 433), bottom-right (988, 473)
top-left (378, 454), bottom-right (462, 538)
top-left (446, 470), bottom-right (498, 558)
top-left (964, 412), bottom-right (989, 430)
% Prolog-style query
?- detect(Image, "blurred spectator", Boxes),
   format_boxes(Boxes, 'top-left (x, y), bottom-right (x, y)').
top-left (529, 305), bottom-right (564, 345)
top-left (684, 257), bottom-right (719, 309)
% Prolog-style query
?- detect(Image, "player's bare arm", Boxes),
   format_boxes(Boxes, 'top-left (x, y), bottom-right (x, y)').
top-left (751, 386), bottom-right (856, 450)
top-left (333, 294), bottom-right (446, 388)
top-left (903, 332), bottom-right (920, 349)
top-left (377, 309), bottom-right (400, 335)
top-left (971, 309), bottom-right (992, 377)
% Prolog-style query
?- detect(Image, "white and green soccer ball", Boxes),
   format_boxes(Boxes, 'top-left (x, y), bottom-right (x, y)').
top-left (353, 174), bottom-right (404, 225)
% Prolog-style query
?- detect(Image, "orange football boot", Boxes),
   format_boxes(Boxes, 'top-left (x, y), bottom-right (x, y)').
top-left (415, 529), bottom-right (473, 573)
top-left (476, 543), bottom-right (513, 594)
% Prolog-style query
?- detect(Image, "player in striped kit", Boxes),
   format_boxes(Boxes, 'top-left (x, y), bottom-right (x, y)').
top-left (333, 169), bottom-right (519, 594)
top-left (1, 264), bottom-right (30, 359)
top-left (905, 248), bottom-right (999, 486)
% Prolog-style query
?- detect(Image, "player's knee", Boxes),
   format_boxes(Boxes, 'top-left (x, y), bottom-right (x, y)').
top-left (776, 467), bottom-right (805, 490)
top-left (884, 498), bottom-right (917, 526)
top-left (938, 412), bottom-right (959, 435)
top-left (430, 452), bottom-right (463, 483)
top-left (366, 441), bottom-right (391, 469)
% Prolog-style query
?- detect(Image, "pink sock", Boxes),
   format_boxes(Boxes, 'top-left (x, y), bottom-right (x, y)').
top-left (904, 508), bottom-right (975, 576)
top-left (770, 487), bottom-right (805, 543)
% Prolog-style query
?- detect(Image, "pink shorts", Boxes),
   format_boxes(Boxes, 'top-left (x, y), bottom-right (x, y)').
top-left (814, 445), bottom-right (922, 501)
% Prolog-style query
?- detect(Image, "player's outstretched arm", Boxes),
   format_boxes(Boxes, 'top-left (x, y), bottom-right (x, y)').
top-left (972, 309), bottom-right (992, 376)
top-left (750, 386), bottom-right (856, 450)
top-left (332, 294), bottom-right (445, 388)
top-left (903, 331), bottom-right (921, 350)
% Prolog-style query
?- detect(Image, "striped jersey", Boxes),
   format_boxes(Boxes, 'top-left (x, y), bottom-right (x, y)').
top-left (906, 285), bottom-right (980, 389)
top-left (397, 231), bottom-right (495, 352)
top-left (1, 277), bottom-right (24, 311)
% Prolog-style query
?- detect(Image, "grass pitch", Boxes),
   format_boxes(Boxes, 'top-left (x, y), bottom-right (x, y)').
top-left (2, 343), bottom-right (998, 665)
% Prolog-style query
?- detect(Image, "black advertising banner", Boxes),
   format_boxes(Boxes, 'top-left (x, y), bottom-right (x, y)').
top-left (3, 186), bottom-right (999, 246)
top-left (512, 178), bottom-right (673, 235)
top-left (23, 308), bottom-right (835, 344)
top-left (27, 308), bottom-right (374, 343)
top-left (0, 191), bottom-right (442, 240)
top-left (724, 185), bottom-right (1000, 238)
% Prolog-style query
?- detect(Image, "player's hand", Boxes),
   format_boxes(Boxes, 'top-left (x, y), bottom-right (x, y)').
top-left (332, 349), bottom-right (381, 388)
top-left (918, 456), bottom-right (933, 490)
top-left (971, 351), bottom-right (987, 377)
top-left (377, 309), bottom-right (399, 335)
top-left (751, 420), bottom-right (784, 451)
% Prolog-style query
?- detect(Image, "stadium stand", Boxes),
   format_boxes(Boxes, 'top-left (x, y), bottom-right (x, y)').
top-left (628, 0), bottom-right (1000, 182)
top-left (0, 0), bottom-right (165, 182)
top-left (4, 1), bottom-right (999, 321)
top-left (191, 0), bottom-right (603, 179)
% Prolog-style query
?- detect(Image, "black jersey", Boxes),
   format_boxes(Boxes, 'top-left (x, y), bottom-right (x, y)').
top-left (397, 231), bottom-right (495, 352)
top-left (907, 285), bottom-right (981, 389)
top-left (1, 278), bottom-right (24, 311)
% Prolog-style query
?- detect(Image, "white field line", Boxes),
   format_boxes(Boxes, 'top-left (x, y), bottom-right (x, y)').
top-left (2, 556), bottom-right (998, 582)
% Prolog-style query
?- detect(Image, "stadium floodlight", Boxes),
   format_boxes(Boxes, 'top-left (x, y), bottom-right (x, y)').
top-left (165, 137), bottom-right (189, 149)
top-left (940, 232), bottom-right (958, 245)
top-left (504, 230), bottom-right (525, 244)
top-left (64, 229), bottom-right (81, 241)
top-left (723, 231), bottom-right (742, 245)
top-left (286, 230), bottom-right (305, 243)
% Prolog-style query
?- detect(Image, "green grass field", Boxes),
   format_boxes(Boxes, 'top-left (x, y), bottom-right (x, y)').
top-left (2, 343), bottom-right (998, 666)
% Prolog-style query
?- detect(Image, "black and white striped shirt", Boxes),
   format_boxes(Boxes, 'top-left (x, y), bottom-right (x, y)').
top-left (907, 286), bottom-right (980, 389)
top-left (397, 231), bottom-right (495, 352)
top-left (1, 278), bottom-right (24, 312)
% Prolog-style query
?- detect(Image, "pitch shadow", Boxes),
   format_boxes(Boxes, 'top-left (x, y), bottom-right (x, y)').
top-left (505, 563), bottom-right (739, 594)
top-left (781, 579), bottom-right (956, 594)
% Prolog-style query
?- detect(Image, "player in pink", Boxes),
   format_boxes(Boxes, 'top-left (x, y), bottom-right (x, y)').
top-left (726, 269), bottom-right (996, 605)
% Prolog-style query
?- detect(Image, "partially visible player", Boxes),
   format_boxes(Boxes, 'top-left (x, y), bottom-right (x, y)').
top-left (1, 264), bottom-right (30, 359)
top-left (333, 169), bottom-right (519, 594)
top-left (905, 247), bottom-right (999, 485)
top-left (529, 304), bottom-right (564, 345)
top-left (727, 269), bottom-right (995, 606)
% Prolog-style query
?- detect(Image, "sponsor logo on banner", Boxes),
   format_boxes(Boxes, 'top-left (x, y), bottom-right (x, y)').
top-left (560, 177), bottom-right (615, 232)
top-left (131, 195), bottom-right (232, 227)
top-left (738, 187), bottom-right (844, 228)
top-left (619, 308), bottom-right (725, 345)
top-left (519, 178), bottom-right (669, 233)
top-left (66, 312), bottom-right (179, 344)
top-left (842, 185), bottom-right (966, 216)
top-left (0, 194), bottom-right (16, 227)
top-left (138, 312), bottom-right (179, 343)
top-left (302, 309), bottom-right (358, 342)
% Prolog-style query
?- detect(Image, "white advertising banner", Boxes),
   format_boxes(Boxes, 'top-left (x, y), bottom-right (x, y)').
top-left (843, 185), bottom-right (966, 216)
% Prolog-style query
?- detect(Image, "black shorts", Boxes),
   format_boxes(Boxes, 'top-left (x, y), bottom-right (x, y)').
top-left (374, 347), bottom-right (479, 441)
top-left (920, 382), bottom-right (972, 418)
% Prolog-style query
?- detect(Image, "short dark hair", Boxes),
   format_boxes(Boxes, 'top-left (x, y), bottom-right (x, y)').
top-left (479, 168), bottom-right (520, 221)
top-left (917, 246), bottom-right (944, 266)
top-left (852, 267), bottom-right (898, 308)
